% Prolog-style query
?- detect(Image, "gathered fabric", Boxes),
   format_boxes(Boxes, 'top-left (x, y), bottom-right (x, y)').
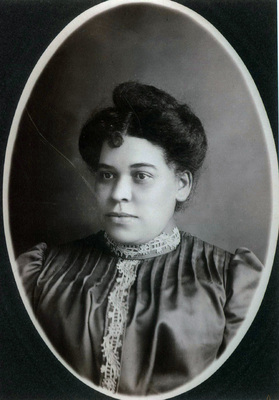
top-left (17, 230), bottom-right (263, 395)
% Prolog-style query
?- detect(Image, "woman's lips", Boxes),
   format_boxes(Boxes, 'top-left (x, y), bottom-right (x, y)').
top-left (105, 212), bottom-right (138, 223)
top-left (106, 212), bottom-right (138, 217)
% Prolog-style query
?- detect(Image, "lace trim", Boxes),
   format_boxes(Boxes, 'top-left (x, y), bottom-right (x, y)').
top-left (104, 227), bottom-right (180, 259)
top-left (100, 259), bottom-right (140, 393)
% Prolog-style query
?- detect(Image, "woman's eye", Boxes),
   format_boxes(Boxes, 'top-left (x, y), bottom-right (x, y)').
top-left (134, 172), bottom-right (152, 182)
top-left (98, 171), bottom-right (114, 180)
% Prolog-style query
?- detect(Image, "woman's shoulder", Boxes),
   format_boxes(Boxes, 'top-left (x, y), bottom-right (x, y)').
top-left (178, 230), bottom-right (264, 282)
top-left (179, 230), bottom-right (263, 261)
top-left (179, 230), bottom-right (232, 263)
top-left (16, 232), bottom-right (106, 297)
top-left (46, 231), bottom-right (105, 257)
top-left (17, 232), bottom-right (104, 272)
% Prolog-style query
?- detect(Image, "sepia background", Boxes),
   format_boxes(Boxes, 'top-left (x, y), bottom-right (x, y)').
top-left (8, 2), bottom-right (272, 262)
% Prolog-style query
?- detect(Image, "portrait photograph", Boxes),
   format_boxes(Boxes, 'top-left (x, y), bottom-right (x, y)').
top-left (0, 1), bottom-right (278, 400)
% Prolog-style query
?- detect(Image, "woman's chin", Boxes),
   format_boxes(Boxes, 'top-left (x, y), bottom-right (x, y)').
top-left (105, 227), bottom-right (142, 244)
top-left (104, 224), bottom-right (155, 245)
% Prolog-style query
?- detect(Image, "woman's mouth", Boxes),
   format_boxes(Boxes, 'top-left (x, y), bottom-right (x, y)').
top-left (105, 212), bottom-right (138, 224)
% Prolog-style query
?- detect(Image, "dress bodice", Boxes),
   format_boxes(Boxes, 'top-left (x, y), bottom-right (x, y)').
top-left (17, 231), bottom-right (263, 395)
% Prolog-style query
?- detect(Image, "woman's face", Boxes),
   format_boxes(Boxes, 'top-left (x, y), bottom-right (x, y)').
top-left (94, 135), bottom-right (191, 244)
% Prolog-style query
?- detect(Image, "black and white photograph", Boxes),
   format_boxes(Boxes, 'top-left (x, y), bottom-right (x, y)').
top-left (1, 1), bottom-right (278, 399)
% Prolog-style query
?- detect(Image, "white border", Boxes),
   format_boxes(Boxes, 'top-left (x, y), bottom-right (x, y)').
top-left (3, 0), bottom-right (279, 399)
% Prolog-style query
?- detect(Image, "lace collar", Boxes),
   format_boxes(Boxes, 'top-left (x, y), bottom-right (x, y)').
top-left (104, 227), bottom-right (180, 259)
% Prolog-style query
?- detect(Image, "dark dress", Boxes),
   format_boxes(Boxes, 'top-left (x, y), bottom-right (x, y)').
top-left (17, 230), bottom-right (263, 395)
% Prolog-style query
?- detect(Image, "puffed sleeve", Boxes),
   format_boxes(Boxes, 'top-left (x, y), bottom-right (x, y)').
top-left (16, 242), bottom-right (48, 308)
top-left (218, 247), bottom-right (264, 355)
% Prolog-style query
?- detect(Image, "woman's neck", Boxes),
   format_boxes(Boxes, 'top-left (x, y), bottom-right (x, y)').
top-left (162, 218), bottom-right (177, 235)
top-left (104, 225), bottom-right (180, 259)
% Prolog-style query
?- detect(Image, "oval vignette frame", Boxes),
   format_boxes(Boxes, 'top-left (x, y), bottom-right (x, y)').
top-left (3, 0), bottom-right (279, 399)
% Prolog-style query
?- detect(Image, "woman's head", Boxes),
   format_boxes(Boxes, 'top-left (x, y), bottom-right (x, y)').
top-left (79, 82), bottom-right (207, 243)
top-left (79, 81), bottom-right (207, 182)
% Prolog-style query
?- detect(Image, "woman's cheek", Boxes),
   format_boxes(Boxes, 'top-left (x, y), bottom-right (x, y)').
top-left (95, 183), bottom-right (109, 201)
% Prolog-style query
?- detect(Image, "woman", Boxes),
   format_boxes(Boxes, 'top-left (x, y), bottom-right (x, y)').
top-left (17, 82), bottom-right (263, 396)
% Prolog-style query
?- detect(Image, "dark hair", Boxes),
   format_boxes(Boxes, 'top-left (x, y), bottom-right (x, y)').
top-left (79, 82), bottom-right (207, 205)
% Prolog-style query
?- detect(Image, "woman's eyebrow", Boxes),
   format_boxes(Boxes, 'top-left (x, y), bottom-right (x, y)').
top-left (97, 162), bottom-right (157, 170)
top-left (130, 163), bottom-right (157, 169)
top-left (97, 163), bottom-right (115, 169)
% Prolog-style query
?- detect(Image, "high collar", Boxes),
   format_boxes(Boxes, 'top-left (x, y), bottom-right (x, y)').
top-left (104, 227), bottom-right (181, 259)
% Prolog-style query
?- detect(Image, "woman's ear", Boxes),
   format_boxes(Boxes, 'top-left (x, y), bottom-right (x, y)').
top-left (176, 171), bottom-right (192, 202)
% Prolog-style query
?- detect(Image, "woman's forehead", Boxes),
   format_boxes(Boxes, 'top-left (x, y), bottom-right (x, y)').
top-left (99, 136), bottom-right (167, 168)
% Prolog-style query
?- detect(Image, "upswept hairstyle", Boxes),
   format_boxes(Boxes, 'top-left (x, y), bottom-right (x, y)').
top-left (79, 81), bottom-right (207, 186)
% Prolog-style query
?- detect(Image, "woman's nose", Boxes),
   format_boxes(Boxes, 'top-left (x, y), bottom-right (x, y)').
top-left (111, 177), bottom-right (132, 202)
